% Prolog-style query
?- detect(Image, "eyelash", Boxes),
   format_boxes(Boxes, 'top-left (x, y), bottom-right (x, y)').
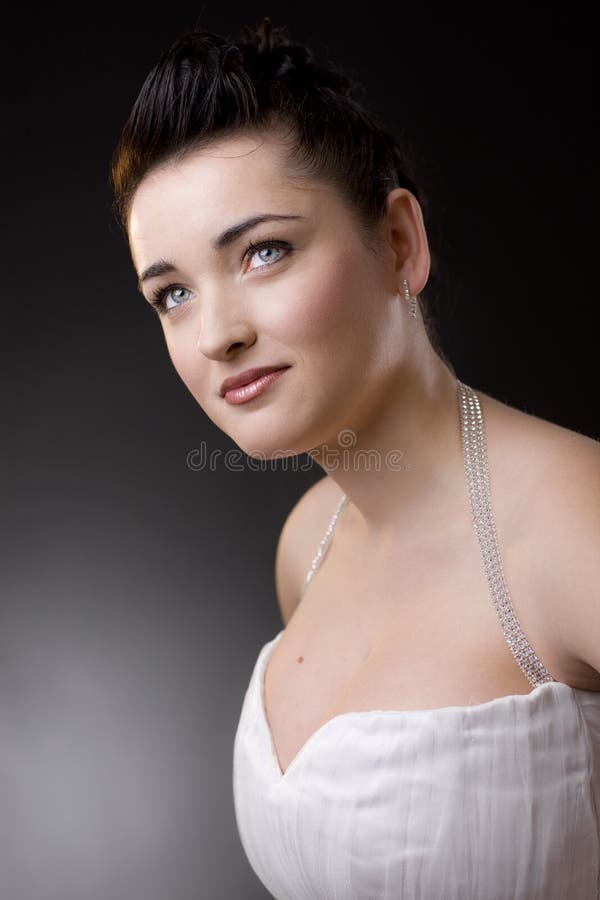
top-left (148, 237), bottom-right (293, 315)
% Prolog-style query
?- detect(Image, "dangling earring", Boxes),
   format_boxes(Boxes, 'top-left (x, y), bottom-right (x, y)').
top-left (401, 278), bottom-right (418, 320)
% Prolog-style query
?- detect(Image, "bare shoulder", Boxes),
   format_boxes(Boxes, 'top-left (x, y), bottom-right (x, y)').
top-left (274, 476), bottom-right (345, 627)
top-left (480, 389), bottom-right (600, 688)
top-left (479, 390), bottom-right (599, 530)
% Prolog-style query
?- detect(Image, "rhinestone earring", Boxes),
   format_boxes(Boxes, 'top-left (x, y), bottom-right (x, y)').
top-left (401, 278), bottom-right (418, 320)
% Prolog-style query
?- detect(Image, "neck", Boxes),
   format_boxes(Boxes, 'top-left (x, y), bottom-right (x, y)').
top-left (310, 340), bottom-right (463, 547)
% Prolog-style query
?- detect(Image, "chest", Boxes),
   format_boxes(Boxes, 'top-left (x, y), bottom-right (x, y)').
top-left (263, 524), bottom-right (561, 777)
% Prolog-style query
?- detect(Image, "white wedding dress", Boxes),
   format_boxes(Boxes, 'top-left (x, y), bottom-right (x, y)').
top-left (232, 386), bottom-right (600, 899)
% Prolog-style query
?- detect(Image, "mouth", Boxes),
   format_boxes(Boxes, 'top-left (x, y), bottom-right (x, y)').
top-left (220, 366), bottom-right (291, 405)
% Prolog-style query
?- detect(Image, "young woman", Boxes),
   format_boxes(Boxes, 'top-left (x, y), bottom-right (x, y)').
top-left (110, 17), bottom-right (600, 900)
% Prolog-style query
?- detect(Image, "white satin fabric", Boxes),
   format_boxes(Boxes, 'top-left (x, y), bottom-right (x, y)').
top-left (233, 629), bottom-right (600, 899)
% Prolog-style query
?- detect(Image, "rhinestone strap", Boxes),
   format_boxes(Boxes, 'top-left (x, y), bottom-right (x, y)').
top-left (299, 380), bottom-right (555, 688)
top-left (457, 380), bottom-right (555, 687)
top-left (301, 493), bottom-right (349, 597)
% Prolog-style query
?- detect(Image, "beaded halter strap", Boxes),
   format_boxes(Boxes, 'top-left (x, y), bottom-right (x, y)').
top-left (300, 380), bottom-right (556, 689)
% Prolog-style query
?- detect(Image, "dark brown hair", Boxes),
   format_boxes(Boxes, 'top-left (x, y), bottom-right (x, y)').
top-left (110, 16), bottom-right (448, 361)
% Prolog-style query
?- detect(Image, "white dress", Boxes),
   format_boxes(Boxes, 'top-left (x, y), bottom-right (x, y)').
top-left (232, 393), bottom-right (600, 899)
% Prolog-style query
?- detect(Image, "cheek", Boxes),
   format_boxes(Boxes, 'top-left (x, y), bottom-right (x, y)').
top-left (159, 245), bottom-right (377, 401)
top-left (163, 329), bottom-right (209, 403)
top-left (271, 246), bottom-right (374, 348)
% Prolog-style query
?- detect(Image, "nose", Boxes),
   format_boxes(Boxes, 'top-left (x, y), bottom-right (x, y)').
top-left (195, 291), bottom-right (256, 360)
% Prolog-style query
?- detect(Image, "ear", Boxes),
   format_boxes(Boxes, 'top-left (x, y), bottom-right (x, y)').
top-left (382, 188), bottom-right (431, 296)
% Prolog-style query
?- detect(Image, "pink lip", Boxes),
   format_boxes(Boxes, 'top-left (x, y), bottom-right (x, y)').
top-left (222, 367), bottom-right (290, 405)
top-left (220, 365), bottom-right (290, 398)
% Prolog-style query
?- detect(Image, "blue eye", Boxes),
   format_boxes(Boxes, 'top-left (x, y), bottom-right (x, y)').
top-left (247, 244), bottom-right (284, 269)
top-left (244, 238), bottom-right (292, 272)
top-left (146, 237), bottom-right (293, 317)
top-left (149, 285), bottom-right (192, 315)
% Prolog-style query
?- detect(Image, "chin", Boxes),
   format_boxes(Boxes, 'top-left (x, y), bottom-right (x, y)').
top-left (222, 399), bottom-right (334, 463)
top-left (246, 446), bottom-right (299, 462)
top-left (236, 435), bottom-right (306, 461)
top-left (230, 423), bottom-right (322, 464)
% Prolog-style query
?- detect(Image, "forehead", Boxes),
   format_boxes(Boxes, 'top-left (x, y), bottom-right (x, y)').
top-left (128, 132), bottom-right (329, 259)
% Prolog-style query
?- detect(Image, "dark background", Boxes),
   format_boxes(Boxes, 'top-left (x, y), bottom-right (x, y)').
top-left (1, 4), bottom-right (597, 899)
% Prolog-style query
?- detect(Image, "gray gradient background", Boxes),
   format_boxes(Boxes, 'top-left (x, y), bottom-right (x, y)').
top-left (1, 4), bottom-right (597, 899)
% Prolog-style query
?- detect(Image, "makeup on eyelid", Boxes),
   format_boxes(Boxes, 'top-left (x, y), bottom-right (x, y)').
top-left (147, 237), bottom-right (293, 315)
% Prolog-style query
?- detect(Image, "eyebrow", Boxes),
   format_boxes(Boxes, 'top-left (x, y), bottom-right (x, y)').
top-left (137, 213), bottom-right (305, 290)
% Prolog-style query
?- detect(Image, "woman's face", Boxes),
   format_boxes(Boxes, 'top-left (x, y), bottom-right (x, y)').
top-left (128, 130), bottom-right (401, 458)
